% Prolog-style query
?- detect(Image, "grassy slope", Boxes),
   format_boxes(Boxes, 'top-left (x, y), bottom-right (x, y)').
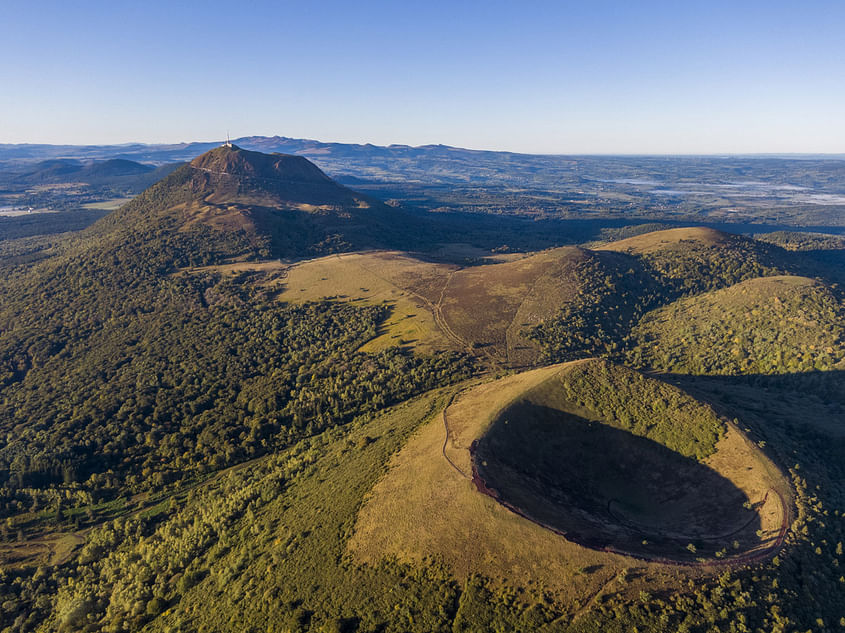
top-left (438, 247), bottom-right (591, 365)
top-left (597, 226), bottom-right (732, 254)
top-left (474, 360), bottom-right (786, 562)
top-left (534, 360), bottom-right (725, 460)
top-left (276, 251), bottom-right (456, 354)
top-left (628, 275), bottom-right (845, 374)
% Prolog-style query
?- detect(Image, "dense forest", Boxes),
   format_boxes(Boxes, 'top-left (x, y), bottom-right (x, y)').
top-left (0, 153), bottom-right (475, 533)
top-left (1, 147), bottom-right (844, 632)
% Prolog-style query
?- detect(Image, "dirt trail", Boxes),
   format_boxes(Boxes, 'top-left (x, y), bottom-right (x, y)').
top-left (427, 272), bottom-right (509, 371)
top-left (351, 258), bottom-right (506, 372)
top-left (441, 389), bottom-right (471, 480)
top-left (334, 257), bottom-right (468, 350)
top-left (568, 571), bottom-right (622, 625)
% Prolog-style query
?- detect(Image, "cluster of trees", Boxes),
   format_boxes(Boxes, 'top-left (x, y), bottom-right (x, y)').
top-left (627, 278), bottom-right (845, 375)
top-left (636, 236), bottom-right (786, 296)
top-left (527, 234), bottom-right (845, 373)
top-left (755, 231), bottom-right (845, 252)
top-left (526, 253), bottom-right (664, 362)
top-left (550, 361), bottom-right (724, 461)
top-left (0, 210), bottom-right (109, 243)
top-left (0, 282), bottom-right (471, 524)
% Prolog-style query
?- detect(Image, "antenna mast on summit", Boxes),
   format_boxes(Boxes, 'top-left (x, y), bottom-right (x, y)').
top-left (225, 131), bottom-right (232, 148)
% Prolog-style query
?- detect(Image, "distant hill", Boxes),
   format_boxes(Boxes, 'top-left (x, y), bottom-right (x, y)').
top-left (93, 144), bottom-right (422, 262)
top-left (187, 145), bottom-right (374, 208)
top-left (6, 158), bottom-right (154, 186)
top-left (597, 226), bottom-right (731, 253)
top-left (14, 158), bottom-right (85, 183)
top-left (79, 158), bottom-right (154, 180)
top-left (0, 157), bottom-right (174, 199)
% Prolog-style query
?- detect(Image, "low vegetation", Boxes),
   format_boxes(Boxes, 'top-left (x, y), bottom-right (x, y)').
top-left (2, 145), bottom-right (844, 632)
top-left (548, 360), bottom-right (725, 459)
top-left (754, 230), bottom-right (845, 252)
top-left (628, 276), bottom-right (845, 375)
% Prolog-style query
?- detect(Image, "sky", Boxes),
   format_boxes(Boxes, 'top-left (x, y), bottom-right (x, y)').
top-left (1, 0), bottom-right (844, 154)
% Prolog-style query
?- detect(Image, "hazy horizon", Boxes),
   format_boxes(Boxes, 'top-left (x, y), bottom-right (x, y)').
top-left (2, 135), bottom-right (845, 160)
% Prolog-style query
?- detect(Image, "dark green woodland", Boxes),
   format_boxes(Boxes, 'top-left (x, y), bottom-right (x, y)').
top-left (0, 146), bottom-right (843, 633)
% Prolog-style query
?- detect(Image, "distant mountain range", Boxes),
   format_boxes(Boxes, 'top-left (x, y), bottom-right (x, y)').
top-left (2, 136), bottom-right (844, 230)
top-left (2, 136), bottom-right (844, 184)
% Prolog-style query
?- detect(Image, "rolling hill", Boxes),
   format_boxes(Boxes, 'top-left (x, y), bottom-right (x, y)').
top-left (0, 158), bottom-right (155, 187)
top-left (271, 226), bottom-right (842, 370)
top-left (628, 275), bottom-right (845, 374)
top-left (270, 245), bottom-right (651, 367)
top-left (1, 146), bottom-right (844, 633)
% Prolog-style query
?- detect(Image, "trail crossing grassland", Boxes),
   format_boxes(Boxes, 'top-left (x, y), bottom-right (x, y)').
top-left (341, 255), bottom-right (509, 371)
top-left (441, 388), bottom-right (472, 481)
top-left (347, 257), bottom-right (468, 352)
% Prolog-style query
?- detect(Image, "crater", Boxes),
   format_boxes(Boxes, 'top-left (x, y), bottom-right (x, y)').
top-left (470, 370), bottom-right (783, 563)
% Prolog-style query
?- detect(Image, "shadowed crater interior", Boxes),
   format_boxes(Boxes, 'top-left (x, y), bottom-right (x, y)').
top-left (473, 401), bottom-right (762, 561)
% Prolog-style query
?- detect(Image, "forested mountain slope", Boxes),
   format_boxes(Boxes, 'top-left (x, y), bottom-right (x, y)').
top-left (0, 146), bottom-right (473, 537)
top-left (1, 147), bottom-right (844, 633)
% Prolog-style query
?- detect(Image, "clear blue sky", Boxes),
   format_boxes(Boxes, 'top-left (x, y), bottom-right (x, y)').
top-left (2, 0), bottom-right (844, 153)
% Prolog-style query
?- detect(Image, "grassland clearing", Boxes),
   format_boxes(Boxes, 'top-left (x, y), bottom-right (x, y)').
top-left (596, 226), bottom-right (731, 254)
top-left (179, 259), bottom-right (288, 275)
top-left (82, 197), bottom-right (135, 210)
top-left (276, 251), bottom-right (457, 353)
